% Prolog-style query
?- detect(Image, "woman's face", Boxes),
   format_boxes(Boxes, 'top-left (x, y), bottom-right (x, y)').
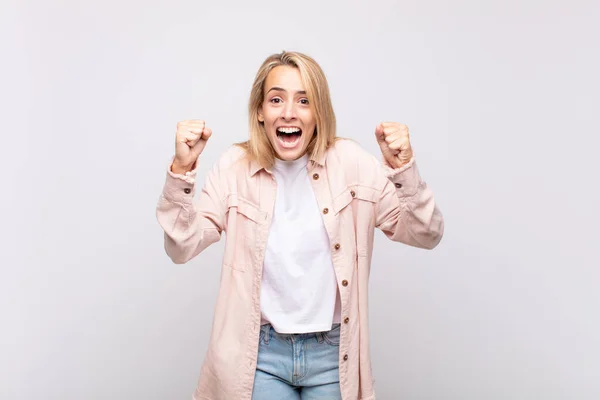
top-left (258, 65), bottom-right (316, 161)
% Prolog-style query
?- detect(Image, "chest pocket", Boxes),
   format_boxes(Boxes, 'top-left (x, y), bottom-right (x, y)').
top-left (332, 185), bottom-right (379, 214)
top-left (223, 195), bottom-right (265, 272)
top-left (333, 185), bottom-right (379, 257)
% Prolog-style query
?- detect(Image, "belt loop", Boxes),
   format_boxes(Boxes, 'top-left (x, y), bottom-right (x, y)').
top-left (260, 324), bottom-right (270, 345)
top-left (264, 324), bottom-right (271, 345)
top-left (316, 332), bottom-right (325, 344)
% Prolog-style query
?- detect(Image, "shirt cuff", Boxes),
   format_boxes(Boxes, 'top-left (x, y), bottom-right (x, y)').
top-left (382, 156), bottom-right (422, 197)
top-left (162, 158), bottom-right (198, 203)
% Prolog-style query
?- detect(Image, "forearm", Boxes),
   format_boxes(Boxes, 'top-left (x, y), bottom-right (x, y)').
top-left (377, 159), bottom-right (444, 249)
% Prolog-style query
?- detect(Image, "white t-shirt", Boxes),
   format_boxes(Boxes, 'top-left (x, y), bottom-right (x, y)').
top-left (260, 155), bottom-right (341, 333)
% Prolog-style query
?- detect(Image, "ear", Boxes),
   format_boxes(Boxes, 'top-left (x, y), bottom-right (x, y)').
top-left (257, 107), bottom-right (265, 123)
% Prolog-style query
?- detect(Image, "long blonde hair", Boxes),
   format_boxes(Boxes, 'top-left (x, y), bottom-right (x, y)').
top-left (237, 51), bottom-right (337, 170)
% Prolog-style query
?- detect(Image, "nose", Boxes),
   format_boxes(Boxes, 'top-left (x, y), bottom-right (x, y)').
top-left (281, 102), bottom-right (297, 121)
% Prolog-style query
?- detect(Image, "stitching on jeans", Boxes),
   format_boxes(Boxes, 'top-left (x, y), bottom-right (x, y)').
top-left (323, 334), bottom-right (340, 346)
top-left (258, 327), bottom-right (267, 345)
top-left (322, 325), bottom-right (341, 346)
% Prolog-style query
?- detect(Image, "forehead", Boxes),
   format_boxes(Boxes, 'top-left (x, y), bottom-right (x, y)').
top-left (264, 65), bottom-right (305, 92)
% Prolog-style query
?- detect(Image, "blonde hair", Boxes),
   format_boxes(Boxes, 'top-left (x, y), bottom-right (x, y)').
top-left (237, 51), bottom-right (337, 170)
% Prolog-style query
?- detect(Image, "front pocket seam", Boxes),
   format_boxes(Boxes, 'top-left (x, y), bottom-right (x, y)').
top-left (323, 335), bottom-right (340, 346)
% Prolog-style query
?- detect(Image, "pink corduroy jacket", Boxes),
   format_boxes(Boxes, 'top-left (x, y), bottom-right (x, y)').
top-left (156, 138), bottom-right (444, 400)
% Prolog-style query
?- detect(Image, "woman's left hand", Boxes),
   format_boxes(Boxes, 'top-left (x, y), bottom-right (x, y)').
top-left (375, 122), bottom-right (414, 169)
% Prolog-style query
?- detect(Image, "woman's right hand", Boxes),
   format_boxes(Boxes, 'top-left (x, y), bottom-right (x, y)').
top-left (172, 120), bottom-right (212, 174)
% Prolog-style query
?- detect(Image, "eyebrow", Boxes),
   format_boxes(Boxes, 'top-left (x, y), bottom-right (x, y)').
top-left (266, 86), bottom-right (307, 95)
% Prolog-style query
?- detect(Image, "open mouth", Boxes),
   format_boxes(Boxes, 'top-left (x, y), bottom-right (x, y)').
top-left (276, 127), bottom-right (303, 148)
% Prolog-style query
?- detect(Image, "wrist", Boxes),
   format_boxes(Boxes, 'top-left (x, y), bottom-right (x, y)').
top-left (171, 160), bottom-right (196, 174)
top-left (394, 158), bottom-right (410, 169)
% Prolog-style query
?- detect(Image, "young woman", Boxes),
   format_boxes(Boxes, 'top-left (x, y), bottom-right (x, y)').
top-left (157, 51), bottom-right (444, 400)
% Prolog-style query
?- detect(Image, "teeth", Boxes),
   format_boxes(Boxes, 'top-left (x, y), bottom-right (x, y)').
top-left (277, 127), bottom-right (301, 134)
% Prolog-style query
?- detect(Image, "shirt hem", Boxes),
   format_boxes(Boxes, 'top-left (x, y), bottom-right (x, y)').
top-left (265, 323), bottom-right (338, 334)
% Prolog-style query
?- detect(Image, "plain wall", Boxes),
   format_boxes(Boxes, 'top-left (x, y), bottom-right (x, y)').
top-left (2, 0), bottom-right (599, 399)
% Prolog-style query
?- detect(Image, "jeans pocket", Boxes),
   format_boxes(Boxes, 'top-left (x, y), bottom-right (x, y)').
top-left (322, 324), bottom-right (341, 346)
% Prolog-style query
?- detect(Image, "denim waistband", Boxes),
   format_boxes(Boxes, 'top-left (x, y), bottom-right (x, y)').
top-left (260, 323), bottom-right (340, 340)
top-left (260, 323), bottom-right (341, 345)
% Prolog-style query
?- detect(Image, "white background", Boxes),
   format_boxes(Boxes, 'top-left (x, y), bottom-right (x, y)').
top-left (2, 0), bottom-right (599, 398)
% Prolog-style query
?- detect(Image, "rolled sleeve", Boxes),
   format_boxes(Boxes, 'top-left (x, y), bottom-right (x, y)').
top-left (376, 156), bottom-right (444, 249)
top-left (381, 157), bottom-right (422, 198)
top-left (163, 159), bottom-right (198, 204)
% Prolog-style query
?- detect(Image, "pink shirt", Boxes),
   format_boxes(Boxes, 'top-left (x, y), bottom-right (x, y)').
top-left (156, 139), bottom-right (444, 400)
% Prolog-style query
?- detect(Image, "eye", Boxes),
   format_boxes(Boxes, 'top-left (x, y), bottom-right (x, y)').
top-left (270, 97), bottom-right (282, 104)
top-left (299, 98), bottom-right (309, 105)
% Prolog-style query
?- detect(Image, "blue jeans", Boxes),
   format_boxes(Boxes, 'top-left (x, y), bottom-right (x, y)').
top-left (251, 323), bottom-right (342, 400)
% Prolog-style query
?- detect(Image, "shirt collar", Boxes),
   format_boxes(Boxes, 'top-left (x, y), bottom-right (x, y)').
top-left (249, 150), bottom-right (327, 177)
